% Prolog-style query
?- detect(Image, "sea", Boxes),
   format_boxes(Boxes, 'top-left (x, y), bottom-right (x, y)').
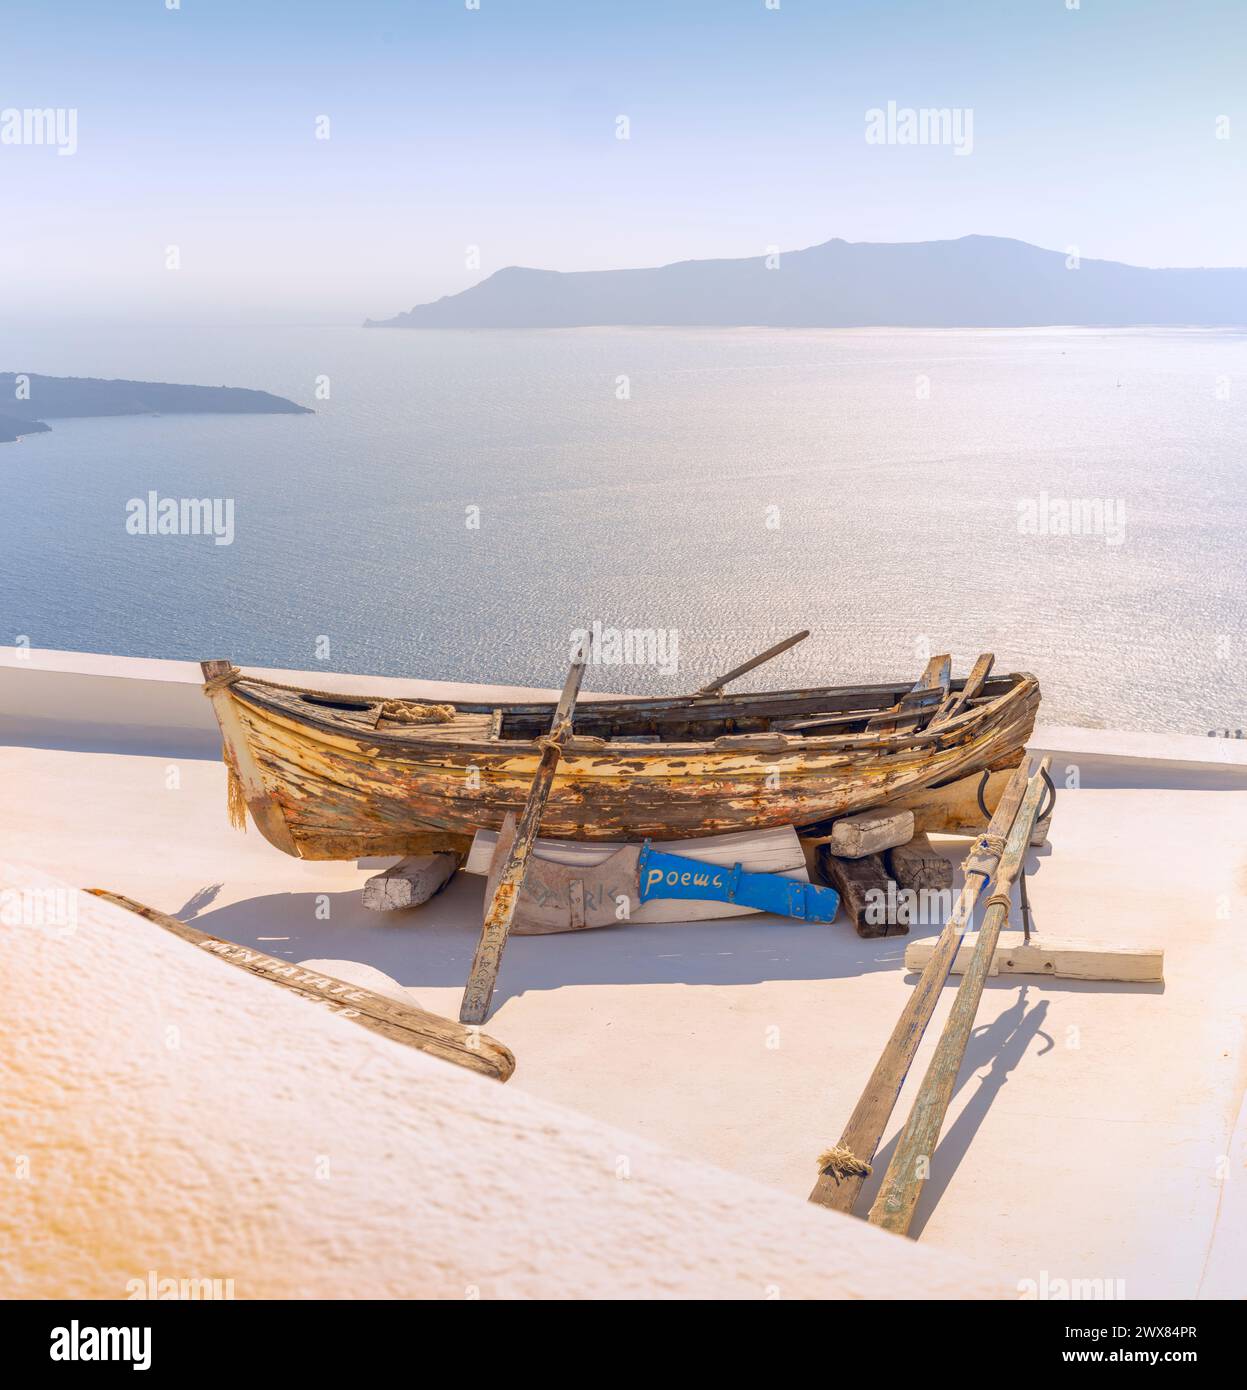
top-left (1, 322), bottom-right (1244, 737)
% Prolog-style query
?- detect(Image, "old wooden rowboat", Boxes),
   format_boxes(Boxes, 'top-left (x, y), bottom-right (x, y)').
top-left (200, 657), bottom-right (1040, 861)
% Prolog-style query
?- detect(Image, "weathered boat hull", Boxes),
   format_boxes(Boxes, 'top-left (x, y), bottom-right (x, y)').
top-left (202, 663), bottom-right (1040, 861)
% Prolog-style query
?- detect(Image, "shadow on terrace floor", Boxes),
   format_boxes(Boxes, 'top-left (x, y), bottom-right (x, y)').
top-left (178, 845), bottom-right (1148, 1010)
top-left (187, 868), bottom-right (916, 1001)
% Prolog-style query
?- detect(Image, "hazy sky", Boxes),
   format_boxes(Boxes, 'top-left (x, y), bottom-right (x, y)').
top-left (4, 0), bottom-right (1243, 323)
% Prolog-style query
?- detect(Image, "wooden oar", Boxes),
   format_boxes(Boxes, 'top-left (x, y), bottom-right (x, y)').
top-left (866, 756), bottom-right (1052, 1236)
top-left (808, 757), bottom-right (1032, 1213)
top-left (89, 890), bottom-right (516, 1082)
top-left (694, 630), bottom-right (809, 697)
top-left (459, 649), bottom-right (587, 1024)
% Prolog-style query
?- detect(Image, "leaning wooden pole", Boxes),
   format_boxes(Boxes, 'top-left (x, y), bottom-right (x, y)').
top-left (89, 890), bottom-right (516, 1082)
top-left (694, 630), bottom-right (809, 696)
top-left (808, 757), bottom-right (1032, 1212)
top-left (459, 648), bottom-right (587, 1025)
top-left (866, 756), bottom-right (1052, 1236)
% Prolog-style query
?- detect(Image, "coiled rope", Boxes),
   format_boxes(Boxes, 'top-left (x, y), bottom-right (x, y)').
top-left (984, 891), bottom-right (1012, 921)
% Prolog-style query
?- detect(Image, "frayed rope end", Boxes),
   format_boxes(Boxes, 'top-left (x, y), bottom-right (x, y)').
top-left (817, 1144), bottom-right (872, 1178)
top-left (223, 745), bottom-right (248, 833)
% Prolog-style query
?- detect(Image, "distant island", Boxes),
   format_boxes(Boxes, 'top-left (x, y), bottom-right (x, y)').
top-left (365, 235), bottom-right (1247, 330)
top-left (0, 373), bottom-right (313, 445)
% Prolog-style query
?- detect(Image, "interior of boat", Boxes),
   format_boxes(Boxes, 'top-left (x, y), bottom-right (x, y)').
top-left (269, 672), bottom-right (1023, 744)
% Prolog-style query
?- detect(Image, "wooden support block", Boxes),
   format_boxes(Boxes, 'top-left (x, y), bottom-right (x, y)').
top-left (363, 853), bottom-right (459, 912)
top-left (887, 831), bottom-right (954, 893)
top-left (818, 849), bottom-right (912, 937)
top-left (903, 932), bottom-right (1164, 983)
top-left (821, 807), bottom-right (914, 860)
top-left (1030, 815), bottom-right (1052, 848)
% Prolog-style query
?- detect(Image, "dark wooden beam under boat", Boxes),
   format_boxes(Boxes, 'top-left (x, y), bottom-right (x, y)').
top-left (199, 658), bottom-right (1041, 861)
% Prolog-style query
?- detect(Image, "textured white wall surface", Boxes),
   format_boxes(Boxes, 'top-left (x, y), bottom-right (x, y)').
top-left (1, 864), bottom-right (1004, 1300)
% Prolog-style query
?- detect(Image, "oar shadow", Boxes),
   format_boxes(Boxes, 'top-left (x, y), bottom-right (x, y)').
top-left (852, 986), bottom-right (1054, 1234)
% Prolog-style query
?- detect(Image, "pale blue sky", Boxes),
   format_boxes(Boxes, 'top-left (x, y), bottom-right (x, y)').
top-left (3, 0), bottom-right (1243, 322)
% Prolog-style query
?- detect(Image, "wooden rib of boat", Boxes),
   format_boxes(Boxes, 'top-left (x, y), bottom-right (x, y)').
top-left (200, 658), bottom-right (1040, 861)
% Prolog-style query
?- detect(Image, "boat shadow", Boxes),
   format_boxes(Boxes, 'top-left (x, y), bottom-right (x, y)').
top-left (184, 844), bottom-right (1158, 1006)
top-left (185, 868), bottom-right (921, 995)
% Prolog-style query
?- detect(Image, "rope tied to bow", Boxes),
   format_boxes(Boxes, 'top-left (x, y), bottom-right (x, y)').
top-left (221, 743), bottom-right (248, 832)
top-left (202, 665), bottom-right (242, 697)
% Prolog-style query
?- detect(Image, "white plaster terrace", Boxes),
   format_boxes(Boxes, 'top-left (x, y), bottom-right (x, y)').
top-left (2, 646), bottom-right (1245, 1299)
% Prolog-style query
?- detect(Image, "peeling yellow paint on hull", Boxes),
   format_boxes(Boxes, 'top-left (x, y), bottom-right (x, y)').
top-left (208, 674), bottom-right (1041, 860)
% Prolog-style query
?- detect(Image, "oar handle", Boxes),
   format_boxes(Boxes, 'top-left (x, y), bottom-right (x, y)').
top-left (551, 651), bottom-right (587, 738)
top-left (695, 630), bottom-right (810, 697)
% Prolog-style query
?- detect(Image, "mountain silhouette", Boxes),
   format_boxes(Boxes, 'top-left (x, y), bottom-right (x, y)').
top-left (366, 235), bottom-right (1247, 330)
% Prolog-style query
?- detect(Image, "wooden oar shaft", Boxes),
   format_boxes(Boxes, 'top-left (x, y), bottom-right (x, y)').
top-left (459, 654), bottom-right (587, 1025)
top-left (551, 646), bottom-right (587, 729)
top-left (808, 758), bottom-right (1032, 1212)
top-left (89, 890), bottom-right (516, 1081)
top-left (695, 630), bottom-right (809, 696)
top-left (866, 757), bottom-right (1052, 1236)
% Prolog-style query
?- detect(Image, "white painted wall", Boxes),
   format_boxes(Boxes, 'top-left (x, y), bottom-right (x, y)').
top-left (0, 863), bottom-right (1006, 1300)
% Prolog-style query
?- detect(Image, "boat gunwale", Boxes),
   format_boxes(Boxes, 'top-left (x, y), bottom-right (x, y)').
top-left (225, 671), bottom-right (1040, 762)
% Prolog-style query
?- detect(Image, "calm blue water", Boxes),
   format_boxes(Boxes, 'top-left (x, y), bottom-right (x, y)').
top-left (1, 323), bottom-right (1244, 735)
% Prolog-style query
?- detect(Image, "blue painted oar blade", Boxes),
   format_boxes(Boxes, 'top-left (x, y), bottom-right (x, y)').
top-left (637, 846), bottom-right (840, 923)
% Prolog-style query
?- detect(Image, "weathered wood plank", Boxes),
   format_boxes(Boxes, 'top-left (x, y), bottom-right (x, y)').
top-left (866, 655), bottom-right (951, 735)
top-left (87, 889), bottom-right (515, 1082)
top-left (929, 652), bottom-right (994, 729)
top-left (817, 807), bottom-right (914, 859)
top-left (904, 932), bottom-right (1163, 983)
top-left (817, 850), bottom-right (911, 937)
top-left (887, 831), bottom-right (954, 893)
top-left (362, 853), bottom-right (459, 911)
